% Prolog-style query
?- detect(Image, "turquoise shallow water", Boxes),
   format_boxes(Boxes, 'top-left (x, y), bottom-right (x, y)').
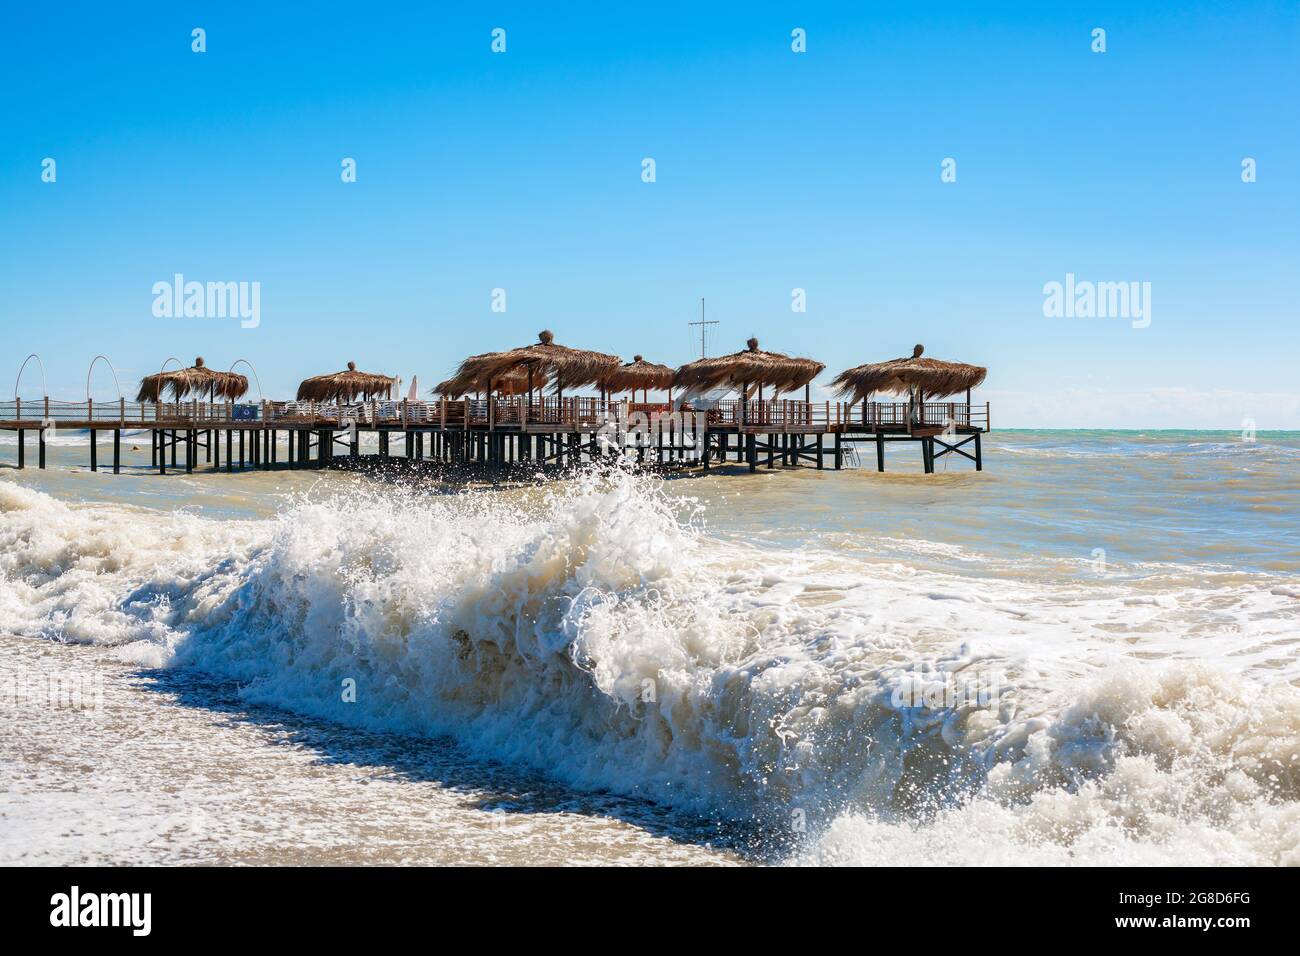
top-left (4, 428), bottom-right (1298, 578)
top-left (690, 429), bottom-right (1300, 579)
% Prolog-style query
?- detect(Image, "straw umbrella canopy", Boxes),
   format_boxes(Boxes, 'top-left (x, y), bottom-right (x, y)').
top-left (672, 337), bottom-right (824, 400)
top-left (601, 355), bottom-right (675, 402)
top-left (135, 357), bottom-right (248, 403)
top-left (443, 330), bottom-right (620, 397)
top-left (434, 367), bottom-right (549, 397)
top-left (295, 361), bottom-right (397, 403)
top-left (830, 344), bottom-right (987, 402)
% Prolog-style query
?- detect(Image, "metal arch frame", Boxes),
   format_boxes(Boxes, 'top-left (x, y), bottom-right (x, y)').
top-left (144, 356), bottom-right (185, 403)
top-left (86, 355), bottom-right (123, 403)
top-left (228, 359), bottom-right (264, 403)
top-left (14, 353), bottom-right (48, 400)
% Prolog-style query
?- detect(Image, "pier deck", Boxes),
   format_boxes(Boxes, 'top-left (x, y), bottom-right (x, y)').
top-left (0, 397), bottom-right (988, 475)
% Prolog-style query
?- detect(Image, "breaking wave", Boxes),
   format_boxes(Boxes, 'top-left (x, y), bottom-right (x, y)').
top-left (1, 472), bottom-right (1297, 864)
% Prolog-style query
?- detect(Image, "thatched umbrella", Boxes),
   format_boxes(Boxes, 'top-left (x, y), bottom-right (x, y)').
top-left (830, 344), bottom-right (987, 402)
top-left (434, 367), bottom-right (550, 398)
top-left (135, 357), bottom-right (248, 403)
top-left (442, 330), bottom-right (620, 400)
top-left (296, 361), bottom-right (397, 403)
top-left (601, 355), bottom-right (675, 403)
top-left (672, 337), bottom-right (824, 402)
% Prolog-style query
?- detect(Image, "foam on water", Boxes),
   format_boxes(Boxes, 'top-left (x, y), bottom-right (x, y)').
top-left (1, 471), bottom-right (1297, 863)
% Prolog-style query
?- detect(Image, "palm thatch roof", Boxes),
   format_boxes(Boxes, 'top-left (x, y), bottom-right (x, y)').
top-left (830, 345), bottom-right (987, 401)
top-left (295, 362), bottom-right (398, 403)
top-left (672, 338), bottom-right (824, 397)
top-left (443, 330), bottom-right (620, 394)
top-left (434, 367), bottom-right (549, 397)
top-left (135, 357), bottom-right (248, 402)
top-left (601, 355), bottom-right (674, 393)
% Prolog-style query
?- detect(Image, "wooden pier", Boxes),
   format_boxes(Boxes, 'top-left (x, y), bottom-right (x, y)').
top-left (0, 396), bottom-right (988, 476)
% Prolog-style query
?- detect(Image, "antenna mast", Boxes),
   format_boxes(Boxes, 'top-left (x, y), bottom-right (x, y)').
top-left (688, 297), bottom-right (719, 359)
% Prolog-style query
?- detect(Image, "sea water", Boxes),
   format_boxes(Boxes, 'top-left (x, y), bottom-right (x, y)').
top-left (1, 430), bottom-right (1297, 865)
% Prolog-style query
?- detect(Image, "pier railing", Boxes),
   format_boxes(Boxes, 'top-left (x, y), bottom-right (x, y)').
top-left (0, 397), bottom-right (990, 432)
top-left (703, 400), bottom-right (989, 431)
top-left (841, 400), bottom-right (990, 431)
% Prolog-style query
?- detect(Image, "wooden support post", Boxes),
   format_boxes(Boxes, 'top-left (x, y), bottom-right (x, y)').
top-left (226, 431), bottom-right (233, 472)
top-left (159, 431), bottom-right (166, 475)
top-left (834, 433), bottom-right (842, 470)
top-left (238, 430), bottom-right (245, 468)
top-left (974, 432), bottom-right (983, 471)
top-left (17, 429), bottom-right (24, 469)
top-left (90, 429), bottom-right (97, 471)
top-left (171, 431), bottom-right (177, 468)
top-left (923, 438), bottom-right (934, 474)
top-left (113, 430), bottom-right (121, 474)
top-left (876, 433), bottom-right (885, 472)
top-left (185, 430), bottom-right (193, 473)
top-left (350, 428), bottom-right (359, 458)
top-left (747, 434), bottom-right (756, 473)
top-left (815, 434), bottom-right (823, 470)
top-left (39, 425), bottom-right (46, 469)
top-left (151, 428), bottom-right (157, 467)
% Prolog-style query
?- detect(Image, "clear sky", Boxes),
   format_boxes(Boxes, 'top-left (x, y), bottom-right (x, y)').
top-left (2, 1), bottom-right (1297, 427)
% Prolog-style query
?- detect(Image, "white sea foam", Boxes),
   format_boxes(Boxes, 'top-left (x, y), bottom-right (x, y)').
top-left (0, 428), bottom-right (153, 448)
top-left (1, 472), bottom-right (1297, 863)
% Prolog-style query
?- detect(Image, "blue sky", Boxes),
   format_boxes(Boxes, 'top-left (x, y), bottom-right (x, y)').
top-left (2, 1), bottom-right (1297, 426)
